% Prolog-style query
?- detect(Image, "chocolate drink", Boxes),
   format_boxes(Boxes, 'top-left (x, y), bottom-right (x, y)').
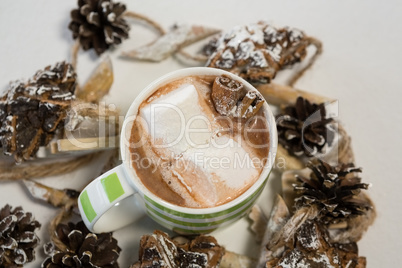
top-left (129, 75), bottom-right (270, 208)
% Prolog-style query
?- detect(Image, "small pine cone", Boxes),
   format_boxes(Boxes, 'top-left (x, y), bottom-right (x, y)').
top-left (294, 159), bottom-right (372, 224)
top-left (276, 96), bottom-right (334, 157)
top-left (0, 204), bottom-right (41, 268)
top-left (0, 62), bottom-right (76, 162)
top-left (204, 22), bottom-right (317, 83)
top-left (69, 0), bottom-right (130, 55)
top-left (42, 221), bottom-right (121, 268)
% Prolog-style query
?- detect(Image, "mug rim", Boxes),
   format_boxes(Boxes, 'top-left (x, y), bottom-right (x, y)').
top-left (120, 67), bottom-right (278, 215)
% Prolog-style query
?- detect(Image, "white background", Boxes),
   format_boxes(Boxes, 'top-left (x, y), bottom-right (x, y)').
top-left (1, 0), bottom-right (401, 267)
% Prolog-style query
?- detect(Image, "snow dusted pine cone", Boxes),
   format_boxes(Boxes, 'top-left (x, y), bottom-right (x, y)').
top-left (42, 221), bottom-right (121, 268)
top-left (69, 0), bottom-right (130, 55)
top-left (0, 204), bottom-right (41, 267)
top-left (276, 96), bottom-right (335, 157)
top-left (0, 61), bottom-right (76, 162)
top-left (204, 22), bottom-right (321, 83)
top-left (294, 159), bottom-right (372, 224)
top-left (265, 220), bottom-right (366, 268)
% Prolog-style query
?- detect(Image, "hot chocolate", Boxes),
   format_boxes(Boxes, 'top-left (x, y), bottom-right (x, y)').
top-left (129, 75), bottom-right (270, 208)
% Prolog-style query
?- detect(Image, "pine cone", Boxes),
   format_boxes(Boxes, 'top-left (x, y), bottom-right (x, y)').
top-left (132, 230), bottom-right (225, 268)
top-left (266, 220), bottom-right (366, 268)
top-left (0, 61), bottom-right (76, 162)
top-left (294, 159), bottom-right (372, 224)
top-left (69, 0), bottom-right (130, 55)
top-left (276, 96), bottom-right (334, 157)
top-left (42, 221), bottom-right (121, 268)
top-left (204, 22), bottom-right (318, 83)
top-left (0, 204), bottom-right (41, 268)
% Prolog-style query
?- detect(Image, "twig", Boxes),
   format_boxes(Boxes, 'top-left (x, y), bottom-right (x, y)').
top-left (71, 39), bottom-right (80, 71)
top-left (49, 206), bottom-right (75, 252)
top-left (0, 152), bottom-right (100, 181)
top-left (257, 82), bottom-right (334, 106)
top-left (287, 36), bottom-right (323, 87)
top-left (123, 11), bottom-right (165, 35)
top-left (176, 49), bottom-right (209, 64)
top-left (23, 179), bottom-right (79, 208)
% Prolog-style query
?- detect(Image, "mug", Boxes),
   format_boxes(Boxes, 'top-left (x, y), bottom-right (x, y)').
top-left (78, 67), bottom-right (278, 234)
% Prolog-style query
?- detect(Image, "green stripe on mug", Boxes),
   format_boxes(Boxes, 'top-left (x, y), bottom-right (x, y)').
top-left (146, 212), bottom-right (217, 234)
top-left (80, 190), bottom-right (97, 223)
top-left (144, 196), bottom-right (255, 227)
top-left (143, 176), bottom-right (268, 220)
top-left (101, 172), bottom-right (125, 203)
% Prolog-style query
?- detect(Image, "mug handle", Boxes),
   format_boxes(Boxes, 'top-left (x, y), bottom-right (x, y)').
top-left (78, 164), bottom-right (145, 233)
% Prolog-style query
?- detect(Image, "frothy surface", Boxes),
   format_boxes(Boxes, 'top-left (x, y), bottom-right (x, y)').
top-left (130, 76), bottom-right (269, 208)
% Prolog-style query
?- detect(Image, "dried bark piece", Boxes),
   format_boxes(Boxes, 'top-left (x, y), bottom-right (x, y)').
top-left (76, 56), bottom-right (114, 103)
top-left (265, 220), bottom-right (367, 268)
top-left (122, 24), bottom-right (220, 62)
top-left (23, 180), bottom-right (79, 208)
top-left (131, 230), bottom-right (224, 268)
top-left (267, 205), bottom-right (319, 255)
top-left (257, 195), bottom-right (290, 267)
top-left (49, 100), bottom-right (120, 154)
top-left (185, 235), bottom-right (225, 267)
top-left (0, 62), bottom-right (77, 162)
top-left (248, 205), bottom-right (268, 243)
top-left (205, 22), bottom-right (322, 85)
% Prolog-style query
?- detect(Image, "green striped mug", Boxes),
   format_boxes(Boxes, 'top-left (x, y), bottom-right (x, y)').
top-left (78, 67), bottom-right (278, 234)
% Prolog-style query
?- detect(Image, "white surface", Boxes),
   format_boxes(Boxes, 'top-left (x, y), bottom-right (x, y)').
top-left (0, 0), bottom-right (401, 267)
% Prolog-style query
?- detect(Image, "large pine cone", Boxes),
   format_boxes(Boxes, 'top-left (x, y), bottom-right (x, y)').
top-left (0, 205), bottom-right (41, 268)
top-left (204, 22), bottom-right (317, 83)
top-left (69, 0), bottom-right (130, 55)
top-left (276, 96), bottom-right (334, 157)
top-left (0, 61), bottom-right (76, 162)
top-left (42, 221), bottom-right (120, 268)
top-left (294, 159), bottom-right (372, 224)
